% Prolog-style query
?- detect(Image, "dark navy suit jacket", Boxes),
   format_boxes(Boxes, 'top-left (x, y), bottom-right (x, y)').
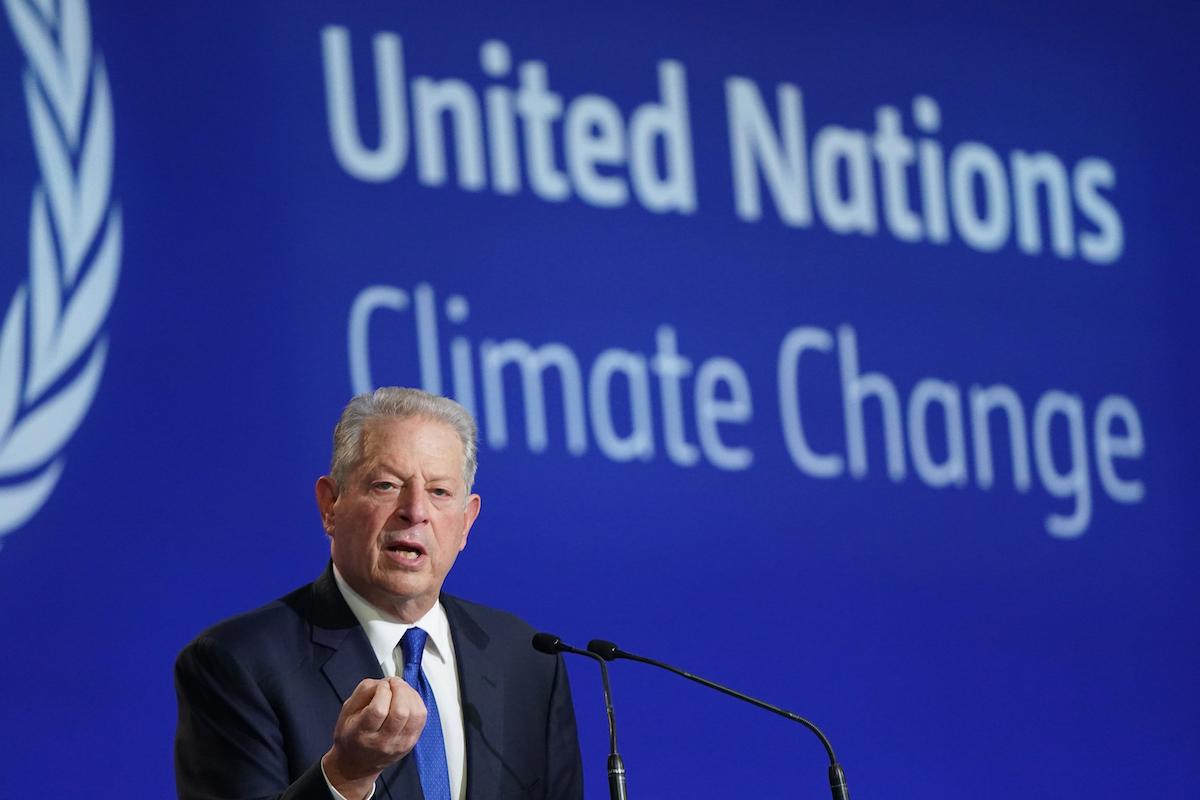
top-left (174, 566), bottom-right (583, 800)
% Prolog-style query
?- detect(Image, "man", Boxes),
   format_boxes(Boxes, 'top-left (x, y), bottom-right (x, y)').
top-left (175, 388), bottom-right (584, 800)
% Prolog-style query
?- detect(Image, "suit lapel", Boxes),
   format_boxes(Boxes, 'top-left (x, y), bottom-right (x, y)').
top-left (306, 565), bottom-right (423, 800)
top-left (308, 565), bottom-right (383, 699)
top-left (444, 595), bottom-right (506, 800)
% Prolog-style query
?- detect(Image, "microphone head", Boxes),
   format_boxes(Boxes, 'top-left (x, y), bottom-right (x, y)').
top-left (531, 632), bottom-right (564, 654)
top-left (587, 639), bottom-right (620, 661)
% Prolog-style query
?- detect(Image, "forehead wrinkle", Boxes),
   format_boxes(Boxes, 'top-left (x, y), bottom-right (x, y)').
top-left (353, 416), bottom-right (468, 485)
top-left (355, 451), bottom-right (463, 487)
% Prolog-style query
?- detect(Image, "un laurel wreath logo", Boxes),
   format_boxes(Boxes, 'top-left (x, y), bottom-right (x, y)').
top-left (0, 0), bottom-right (120, 540)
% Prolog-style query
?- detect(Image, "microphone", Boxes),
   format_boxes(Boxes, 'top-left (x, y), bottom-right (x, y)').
top-left (532, 633), bottom-right (629, 800)
top-left (588, 639), bottom-right (849, 800)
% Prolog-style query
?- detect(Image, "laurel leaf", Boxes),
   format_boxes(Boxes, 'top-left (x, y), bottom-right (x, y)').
top-left (71, 58), bottom-right (113, 287)
top-left (0, 288), bottom-right (27, 441)
top-left (46, 210), bottom-right (120, 382)
top-left (60, 0), bottom-right (91, 145)
top-left (0, 338), bottom-right (106, 475)
top-left (2, 0), bottom-right (119, 535)
top-left (29, 0), bottom-right (53, 22)
top-left (24, 70), bottom-right (80, 275)
top-left (26, 190), bottom-right (61, 403)
top-left (6, 0), bottom-right (72, 140)
top-left (0, 459), bottom-right (64, 537)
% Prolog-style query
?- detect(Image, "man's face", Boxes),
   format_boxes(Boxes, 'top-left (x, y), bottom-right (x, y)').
top-left (316, 415), bottom-right (481, 621)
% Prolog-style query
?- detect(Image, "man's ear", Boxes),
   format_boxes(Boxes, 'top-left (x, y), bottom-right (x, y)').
top-left (458, 493), bottom-right (481, 553)
top-left (315, 476), bottom-right (338, 535)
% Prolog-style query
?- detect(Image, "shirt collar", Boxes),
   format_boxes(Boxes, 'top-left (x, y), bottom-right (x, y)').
top-left (332, 566), bottom-right (453, 671)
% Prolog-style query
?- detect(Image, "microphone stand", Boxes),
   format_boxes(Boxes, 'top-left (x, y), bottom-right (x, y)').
top-left (533, 633), bottom-right (629, 800)
top-left (588, 639), bottom-right (848, 800)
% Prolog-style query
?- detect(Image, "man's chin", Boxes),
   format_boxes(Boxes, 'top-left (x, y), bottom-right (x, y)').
top-left (369, 573), bottom-right (440, 611)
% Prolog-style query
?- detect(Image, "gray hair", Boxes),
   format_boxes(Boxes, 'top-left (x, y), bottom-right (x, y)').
top-left (329, 387), bottom-right (478, 492)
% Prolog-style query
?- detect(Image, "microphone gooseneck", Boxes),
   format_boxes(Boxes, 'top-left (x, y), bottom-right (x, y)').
top-left (533, 633), bottom-right (629, 800)
top-left (587, 638), bottom-right (848, 800)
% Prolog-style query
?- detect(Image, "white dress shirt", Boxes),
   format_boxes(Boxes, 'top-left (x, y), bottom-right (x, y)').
top-left (322, 567), bottom-right (467, 800)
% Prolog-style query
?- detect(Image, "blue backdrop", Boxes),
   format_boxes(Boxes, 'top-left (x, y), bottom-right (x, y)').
top-left (1, 2), bottom-right (1197, 797)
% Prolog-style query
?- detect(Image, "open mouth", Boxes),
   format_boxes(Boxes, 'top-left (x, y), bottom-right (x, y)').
top-left (385, 540), bottom-right (426, 563)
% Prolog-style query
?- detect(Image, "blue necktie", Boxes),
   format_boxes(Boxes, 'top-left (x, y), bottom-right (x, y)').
top-left (400, 627), bottom-right (452, 800)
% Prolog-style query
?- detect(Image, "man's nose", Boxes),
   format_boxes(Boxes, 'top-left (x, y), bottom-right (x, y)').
top-left (394, 483), bottom-right (429, 524)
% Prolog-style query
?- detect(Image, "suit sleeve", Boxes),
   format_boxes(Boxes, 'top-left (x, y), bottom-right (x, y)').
top-left (545, 654), bottom-right (585, 800)
top-left (174, 636), bottom-right (332, 800)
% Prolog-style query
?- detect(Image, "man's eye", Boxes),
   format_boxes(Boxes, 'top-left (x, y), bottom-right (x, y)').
top-left (373, 481), bottom-right (397, 491)
top-left (431, 487), bottom-right (450, 497)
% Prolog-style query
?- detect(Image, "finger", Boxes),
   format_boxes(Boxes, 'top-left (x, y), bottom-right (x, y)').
top-left (395, 679), bottom-right (428, 742)
top-left (378, 678), bottom-right (425, 737)
top-left (386, 676), bottom-right (411, 699)
top-left (354, 681), bottom-right (393, 732)
top-left (396, 696), bottom-right (428, 743)
top-left (341, 678), bottom-right (383, 716)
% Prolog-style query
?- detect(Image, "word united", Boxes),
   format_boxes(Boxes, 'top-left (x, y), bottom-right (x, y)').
top-left (321, 26), bottom-right (1124, 264)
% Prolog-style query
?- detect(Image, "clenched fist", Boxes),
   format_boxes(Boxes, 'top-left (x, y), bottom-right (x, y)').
top-left (322, 677), bottom-right (427, 799)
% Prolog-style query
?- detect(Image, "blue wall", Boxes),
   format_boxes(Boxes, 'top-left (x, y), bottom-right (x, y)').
top-left (1, 2), bottom-right (1197, 797)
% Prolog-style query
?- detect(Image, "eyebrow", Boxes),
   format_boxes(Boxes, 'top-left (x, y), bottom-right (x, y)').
top-left (363, 463), bottom-right (458, 484)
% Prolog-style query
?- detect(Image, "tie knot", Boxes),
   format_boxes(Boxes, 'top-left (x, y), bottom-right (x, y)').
top-left (400, 626), bottom-right (429, 669)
